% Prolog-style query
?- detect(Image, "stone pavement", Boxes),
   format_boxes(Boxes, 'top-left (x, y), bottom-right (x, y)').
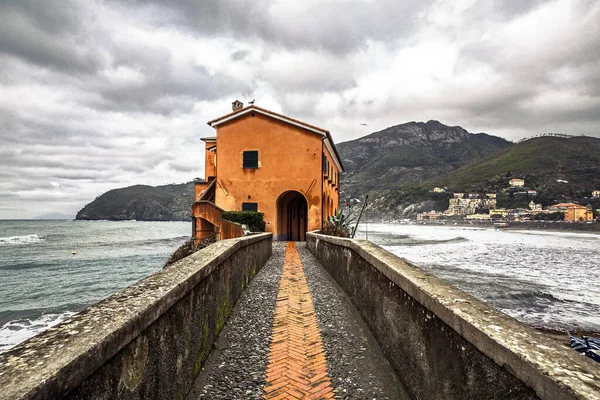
top-left (188, 242), bottom-right (408, 400)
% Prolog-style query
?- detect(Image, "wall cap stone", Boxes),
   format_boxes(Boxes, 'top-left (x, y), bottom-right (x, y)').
top-left (307, 232), bottom-right (600, 400)
top-left (0, 233), bottom-right (272, 400)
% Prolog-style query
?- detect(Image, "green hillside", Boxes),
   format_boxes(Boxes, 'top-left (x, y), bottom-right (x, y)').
top-left (431, 136), bottom-right (600, 196)
top-left (380, 136), bottom-right (600, 216)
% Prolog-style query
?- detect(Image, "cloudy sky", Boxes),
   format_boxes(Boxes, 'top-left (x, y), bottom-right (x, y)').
top-left (1, 0), bottom-right (599, 218)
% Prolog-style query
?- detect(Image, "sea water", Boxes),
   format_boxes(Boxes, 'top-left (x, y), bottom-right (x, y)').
top-left (358, 223), bottom-right (600, 333)
top-left (0, 220), bottom-right (190, 352)
top-left (3, 221), bottom-right (598, 353)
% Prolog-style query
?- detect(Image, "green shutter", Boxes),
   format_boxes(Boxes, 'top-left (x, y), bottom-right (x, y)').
top-left (242, 202), bottom-right (258, 212)
top-left (243, 151), bottom-right (259, 168)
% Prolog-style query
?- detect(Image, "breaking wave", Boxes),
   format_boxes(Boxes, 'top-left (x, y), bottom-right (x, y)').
top-left (0, 311), bottom-right (76, 353)
top-left (0, 234), bottom-right (45, 246)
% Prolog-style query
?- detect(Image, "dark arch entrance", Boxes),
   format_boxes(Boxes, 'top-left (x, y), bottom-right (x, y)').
top-left (276, 191), bottom-right (308, 241)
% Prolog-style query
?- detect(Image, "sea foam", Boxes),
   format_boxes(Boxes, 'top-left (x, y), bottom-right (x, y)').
top-left (0, 234), bottom-right (45, 246)
top-left (0, 312), bottom-right (76, 352)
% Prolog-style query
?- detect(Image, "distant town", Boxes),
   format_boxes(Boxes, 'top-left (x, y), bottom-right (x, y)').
top-left (417, 178), bottom-right (600, 223)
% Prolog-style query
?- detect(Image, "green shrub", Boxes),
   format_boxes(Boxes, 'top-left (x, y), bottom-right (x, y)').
top-left (222, 211), bottom-right (265, 232)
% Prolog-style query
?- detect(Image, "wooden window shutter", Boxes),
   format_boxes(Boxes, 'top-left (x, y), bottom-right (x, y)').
top-left (242, 202), bottom-right (258, 212)
top-left (243, 151), bottom-right (259, 168)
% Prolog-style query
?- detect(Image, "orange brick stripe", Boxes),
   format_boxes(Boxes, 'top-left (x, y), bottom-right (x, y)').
top-left (263, 242), bottom-right (334, 400)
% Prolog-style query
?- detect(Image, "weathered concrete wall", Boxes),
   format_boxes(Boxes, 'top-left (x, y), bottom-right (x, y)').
top-left (307, 232), bottom-right (600, 400)
top-left (0, 233), bottom-right (272, 400)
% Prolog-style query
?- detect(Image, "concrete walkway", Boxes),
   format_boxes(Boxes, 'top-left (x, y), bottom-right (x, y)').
top-left (188, 242), bottom-right (408, 400)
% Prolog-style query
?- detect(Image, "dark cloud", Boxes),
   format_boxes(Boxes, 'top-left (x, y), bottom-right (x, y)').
top-left (124, 0), bottom-right (434, 55)
top-left (230, 50), bottom-right (249, 61)
top-left (0, 0), bottom-right (599, 218)
top-left (0, 0), bottom-right (101, 72)
top-left (492, 0), bottom-right (553, 19)
top-left (89, 64), bottom-right (249, 114)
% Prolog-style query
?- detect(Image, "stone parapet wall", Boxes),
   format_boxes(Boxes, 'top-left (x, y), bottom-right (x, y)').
top-left (307, 232), bottom-right (600, 400)
top-left (0, 233), bottom-right (272, 400)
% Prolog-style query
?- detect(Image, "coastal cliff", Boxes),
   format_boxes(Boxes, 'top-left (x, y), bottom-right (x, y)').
top-left (76, 182), bottom-right (193, 221)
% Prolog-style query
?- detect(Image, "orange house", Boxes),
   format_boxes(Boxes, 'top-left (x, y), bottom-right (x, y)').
top-left (192, 101), bottom-right (344, 241)
top-left (564, 204), bottom-right (594, 222)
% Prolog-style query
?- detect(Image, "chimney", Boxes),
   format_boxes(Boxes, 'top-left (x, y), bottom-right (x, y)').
top-left (232, 100), bottom-right (243, 112)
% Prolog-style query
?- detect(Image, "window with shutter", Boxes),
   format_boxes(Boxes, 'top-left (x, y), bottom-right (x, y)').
top-left (242, 202), bottom-right (258, 212)
top-left (243, 151), bottom-right (259, 168)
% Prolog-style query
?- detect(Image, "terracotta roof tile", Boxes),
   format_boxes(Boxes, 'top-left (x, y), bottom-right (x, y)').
top-left (207, 105), bottom-right (329, 133)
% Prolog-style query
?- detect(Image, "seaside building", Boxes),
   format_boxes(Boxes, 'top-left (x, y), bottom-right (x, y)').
top-left (593, 190), bottom-right (600, 198)
top-left (416, 210), bottom-right (444, 221)
top-left (490, 208), bottom-right (509, 218)
top-left (509, 178), bottom-right (525, 187)
top-left (564, 204), bottom-right (594, 222)
top-left (192, 101), bottom-right (344, 242)
top-left (465, 213), bottom-right (491, 220)
top-left (432, 187), bottom-right (446, 193)
top-left (529, 201), bottom-right (543, 211)
top-left (447, 193), bottom-right (497, 215)
top-left (547, 203), bottom-right (577, 213)
top-left (547, 203), bottom-right (594, 222)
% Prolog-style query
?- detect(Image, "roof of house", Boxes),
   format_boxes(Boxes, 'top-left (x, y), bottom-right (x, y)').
top-left (207, 105), bottom-right (344, 172)
top-left (549, 203), bottom-right (578, 207)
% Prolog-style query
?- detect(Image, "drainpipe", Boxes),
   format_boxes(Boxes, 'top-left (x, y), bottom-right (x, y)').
top-left (321, 136), bottom-right (326, 231)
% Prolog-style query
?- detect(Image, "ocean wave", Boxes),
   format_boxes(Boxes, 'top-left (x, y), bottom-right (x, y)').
top-left (402, 236), bottom-right (469, 246)
top-left (0, 311), bottom-right (76, 353)
top-left (90, 235), bottom-right (190, 249)
top-left (488, 290), bottom-right (564, 303)
top-left (0, 234), bottom-right (45, 246)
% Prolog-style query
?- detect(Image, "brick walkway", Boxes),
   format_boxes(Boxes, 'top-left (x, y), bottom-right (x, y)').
top-left (263, 242), bottom-right (334, 399)
top-left (189, 241), bottom-right (406, 399)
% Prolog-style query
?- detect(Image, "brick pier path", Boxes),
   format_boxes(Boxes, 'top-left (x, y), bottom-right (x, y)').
top-left (188, 242), bottom-right (408, 400)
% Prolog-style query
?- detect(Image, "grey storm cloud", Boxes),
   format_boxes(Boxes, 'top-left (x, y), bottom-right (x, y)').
top-left (0, 0), bottom-right (101, 73)
top-left (0, 0), bottom-right (599, 218)
top-left (123, 0), bottom-right (435, 54)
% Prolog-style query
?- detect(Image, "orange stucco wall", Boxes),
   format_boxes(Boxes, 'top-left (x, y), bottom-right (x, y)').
top-left (565, 206), bottom-right (594, 222)
top-left (194, 182), bottom-right (208, 202)
top-left (322, 145), bottom-right (340, 219)
top-left (204, 141), bottom-right (216, 181)
top-left (206, 112), bottom-right (340, 240)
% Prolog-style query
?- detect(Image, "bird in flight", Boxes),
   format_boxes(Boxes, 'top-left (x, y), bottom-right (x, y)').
top-left (360, 123), bottom-right (368, 126)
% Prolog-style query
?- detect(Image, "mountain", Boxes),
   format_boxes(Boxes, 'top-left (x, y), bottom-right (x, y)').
top-left (338, 120), bottom-right (512, 199)
top-left (377, 135), bottom-right (600, 218)
top-left (76, 182), bottom-right (194, 221)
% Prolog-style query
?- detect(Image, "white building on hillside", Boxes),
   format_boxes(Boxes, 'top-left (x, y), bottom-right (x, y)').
top-left (509, 178), bottom-right (525, 187)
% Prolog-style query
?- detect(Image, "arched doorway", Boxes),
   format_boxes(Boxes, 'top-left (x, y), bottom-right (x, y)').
top-left (276, 191), bottom-right (308, 241)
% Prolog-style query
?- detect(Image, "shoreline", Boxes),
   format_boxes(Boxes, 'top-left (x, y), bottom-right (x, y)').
top-left (391, 220), bottom-right (600, 233)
